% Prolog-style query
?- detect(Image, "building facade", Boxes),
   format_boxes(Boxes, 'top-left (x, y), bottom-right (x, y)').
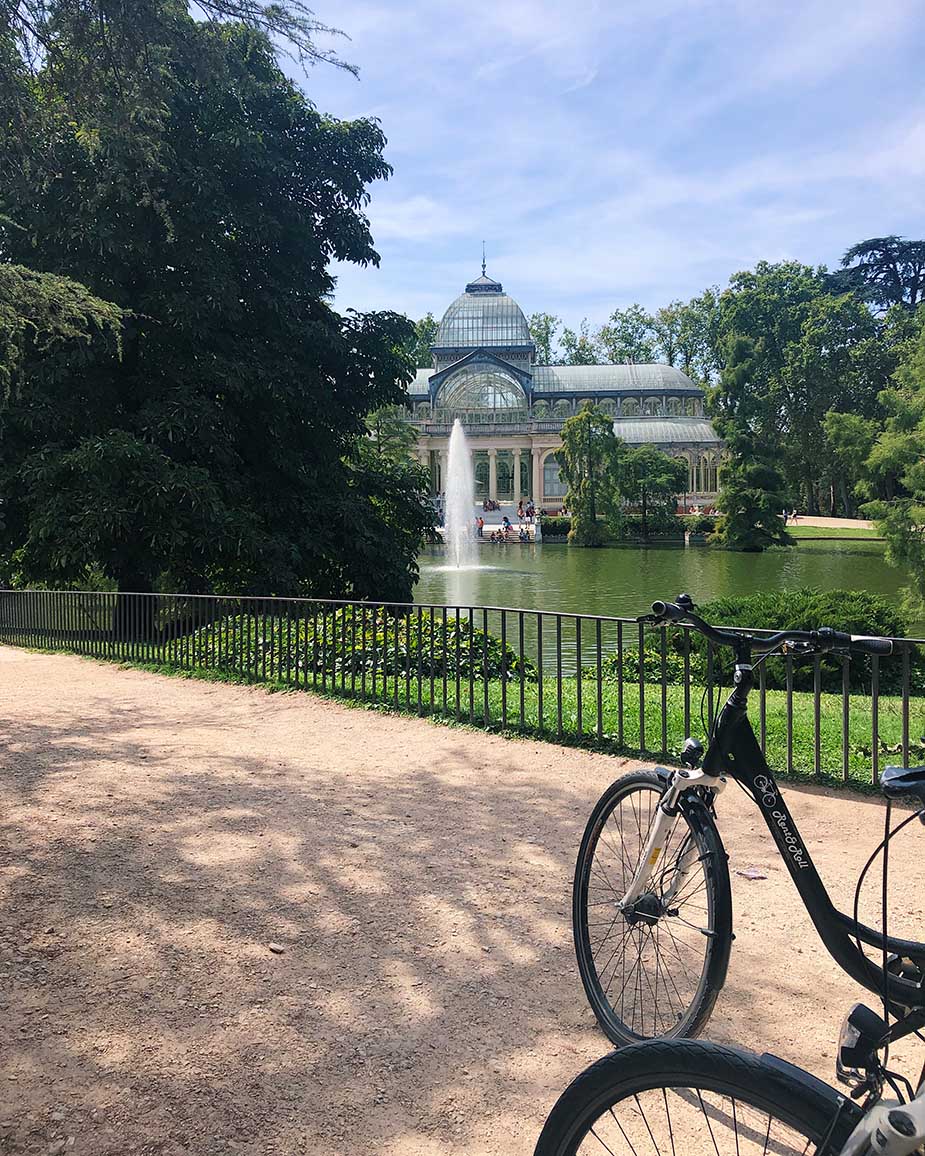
top-left (405, 269), bottom-right (722, 507)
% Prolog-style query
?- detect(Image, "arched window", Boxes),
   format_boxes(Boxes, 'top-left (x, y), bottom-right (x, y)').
top-left (437, 367), bottom-right (526, 419)
top-left (622, 397), bottom-right (640, 417)
top-left (598, 398), bottom-right (616, 416)
top-left (553, 398), bottom-right (572, 418)
top-left (643, 396), bottom-right (660, 416)
top-left (543, 452), bottom-right (568, 498)
top-left (532, 399), bottom-right (550, 418)
top-left (690, 452), bottom-right (719, 493)
top-left (666, 397), bottom-right (682, 416)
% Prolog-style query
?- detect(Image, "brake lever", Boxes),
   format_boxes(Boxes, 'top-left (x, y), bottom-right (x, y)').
top-left (636, 613), bottom-right (664, 626)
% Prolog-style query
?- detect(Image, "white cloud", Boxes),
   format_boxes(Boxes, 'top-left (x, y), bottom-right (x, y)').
top-left (301, 0), bottom-right (925, 322)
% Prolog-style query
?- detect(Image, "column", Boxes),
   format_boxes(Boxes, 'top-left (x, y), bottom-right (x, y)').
top-left (439, 447), bottom-right (449, 495)
top-left (531, 448), bottom-right (542, 504)
top-left (488, 448), bottom-right (497, 502)
top-left (512, 448), bottom-right (521, 506)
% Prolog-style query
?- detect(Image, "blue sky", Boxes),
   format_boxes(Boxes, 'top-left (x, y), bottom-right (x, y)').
top-left (299, 0), bottom-right (925, 327)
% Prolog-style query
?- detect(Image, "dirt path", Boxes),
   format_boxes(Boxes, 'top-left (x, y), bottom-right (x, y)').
top-left (1, 648), bottom-right (923, 1156)
top-left (789, 515), bottom-right (874, 529)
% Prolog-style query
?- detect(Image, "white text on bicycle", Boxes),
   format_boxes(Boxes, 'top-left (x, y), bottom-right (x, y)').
top-left (753, 775), bottom-right (810, 870)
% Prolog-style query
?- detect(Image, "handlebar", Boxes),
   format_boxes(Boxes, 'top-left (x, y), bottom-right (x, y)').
top-left (646, 597), bottom-right (894, 657)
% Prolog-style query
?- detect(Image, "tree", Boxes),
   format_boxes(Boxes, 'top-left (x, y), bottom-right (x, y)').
top-left (822, 411), bottom-right (878, 517)
top-left (676, 288), bottom-right (721, 384)
top-left (409, 313), bottom-right (438, 368)
top-left (711, 448), bottom-right (793, 551)
top-left (619, 445), bottom-right (687, 537)
top-left (779, 292), bottom-right (889, 510)
top-left (367, 404), bottom-right (419, 462)
top-left (598, 303), bottom-right (655, 363)
top-left (5, 0), bottom-right (355, 77)
top-left (709, 335), bottom-right (792, 551)
top-left (0, 5), bottom-right (429, 603)
top-left (0, 264), bottom-right (123, 403)
top-left (828, 236), bottom-right (925, 312)
top-left (863, 308), bottom-right (925, 606)
top-left (556, 404), bottom-right (621, 546)
top-left (559, 319), bottom-right (602, 365)
top-left (342, 437), bottom-right (435, 600)
top-left (651, 302), bottom-right (682, 365)
top-left (528, 311), bottom-right (561, 365)
top-left (709, 260), bottom-right (896, 513)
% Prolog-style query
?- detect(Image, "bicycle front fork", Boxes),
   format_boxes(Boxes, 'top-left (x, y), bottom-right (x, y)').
top-left (841, 1090), bottom-right (925, 1156)
top-left (618, 767), bottom-right (726, 909)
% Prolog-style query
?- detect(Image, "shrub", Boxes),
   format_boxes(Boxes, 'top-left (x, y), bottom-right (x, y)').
top-left (589, 644), bottom-right (696, 685)
top-left (690, 589), bottom-right (911, 693)
top-left (183, 606), bottom-right (537, 683)
top-left (684, 514), bottom-right (717, 534)
top-left (619, 512), bottom-right (685, 537)
top-left (541, 516), bottom-right (571, 537)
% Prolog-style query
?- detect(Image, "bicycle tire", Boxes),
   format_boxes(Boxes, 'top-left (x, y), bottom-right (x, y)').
top-left (534, 1038), bottom-right (861, 1156)
top-left (573, 770), bottom-right (733, 1045)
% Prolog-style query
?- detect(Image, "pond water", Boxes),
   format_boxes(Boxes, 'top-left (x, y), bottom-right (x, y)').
top-left (414, 540), bottom-right (920, 630)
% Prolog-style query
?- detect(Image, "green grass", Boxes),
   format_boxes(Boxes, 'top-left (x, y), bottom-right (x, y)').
top-left (788, 525), bottom-right (882, 540)
top-left (19, 633), bottom-right (915, 793)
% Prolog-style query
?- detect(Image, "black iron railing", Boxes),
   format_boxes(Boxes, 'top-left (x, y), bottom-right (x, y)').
top-left (0, 589), bottom-right (921, 788)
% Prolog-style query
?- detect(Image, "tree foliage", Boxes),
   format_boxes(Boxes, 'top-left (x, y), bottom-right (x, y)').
top-left (556, 404), bottom-right (621, 546)
top-left (0, 3), bottom-right (432, 600)
top-left (598, 303), bottom-right (656, 363)
top-left (0, 264), bottom-right (123, 401)
top-left (409, 313), bottom-right (438, 368)
top-left (709, 336), bottom-right (792, 551)
top-left (863, 307), bottom-right (925, 607)
top-left (822, 411), bottom-right (878, 518)
top-left (619, 445), bottom-right (687, 537)
top-left (829, 236), bottom-right (925, 313)
top-left (559, 319), bottom-right (602, 366)
top-left (528, 311), bottom-right (561, 365)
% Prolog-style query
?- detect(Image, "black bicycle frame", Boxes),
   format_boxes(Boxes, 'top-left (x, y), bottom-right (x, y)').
top-left (701, 667), bottom-right (925, 1011)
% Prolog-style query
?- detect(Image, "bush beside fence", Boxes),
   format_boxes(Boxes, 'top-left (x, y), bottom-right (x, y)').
top-left (0, 588), bottom-right (920, 789)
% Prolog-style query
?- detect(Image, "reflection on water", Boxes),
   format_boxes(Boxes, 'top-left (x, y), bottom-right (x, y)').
top-left (414, 541), bottom-right (915, 625)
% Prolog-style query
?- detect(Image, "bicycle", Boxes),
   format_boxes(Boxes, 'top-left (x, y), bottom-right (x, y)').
top-left (534, 1012), bottom-right (925, 1156)
top-left (573, 593), bottom-right (925, 1046)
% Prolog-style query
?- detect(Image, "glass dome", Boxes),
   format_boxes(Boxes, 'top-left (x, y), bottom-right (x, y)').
top-left (436, 275), bottom-right (531, 348)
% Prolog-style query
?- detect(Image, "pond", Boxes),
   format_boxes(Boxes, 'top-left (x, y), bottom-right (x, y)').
top-left (414, 540), bottom-right (921, 631)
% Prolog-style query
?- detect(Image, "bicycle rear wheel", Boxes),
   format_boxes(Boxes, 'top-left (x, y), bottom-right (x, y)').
top-left (534, 1039), bottom-right (860, 1156)
top-left (573, 770), bottom-right (732, 1045)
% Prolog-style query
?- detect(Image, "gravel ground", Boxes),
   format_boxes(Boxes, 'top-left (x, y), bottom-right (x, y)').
top-left (1, 646), bottom-right (923, 1155)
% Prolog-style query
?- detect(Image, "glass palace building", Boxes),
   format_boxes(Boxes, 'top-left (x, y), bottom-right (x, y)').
top-left (405, 269), bottom-right (722, 506)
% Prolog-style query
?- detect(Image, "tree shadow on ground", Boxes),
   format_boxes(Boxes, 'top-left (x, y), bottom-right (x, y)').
top-left (0, 692), bottom-right (605, 1156)
top-left (1, 657), bottom-right (922, 1156)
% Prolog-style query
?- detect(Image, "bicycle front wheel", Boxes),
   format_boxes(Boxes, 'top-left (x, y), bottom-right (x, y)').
top-left (534, 1039), bottom-right (860, 1156)
top-left (573, 771), bottom-right (732, 1045)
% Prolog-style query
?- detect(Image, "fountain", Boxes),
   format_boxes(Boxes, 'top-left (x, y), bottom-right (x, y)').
top-left (443, 419), bottom-right (477, 568)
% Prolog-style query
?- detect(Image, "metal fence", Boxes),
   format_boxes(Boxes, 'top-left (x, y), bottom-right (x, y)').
top-left (0, 588), bottom-right (921, 787)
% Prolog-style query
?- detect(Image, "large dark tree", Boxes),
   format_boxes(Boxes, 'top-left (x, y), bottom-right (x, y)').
top-left (0, 3), bottom-right (432, 601)
top-left (828, 236), bottom-right (925, 312)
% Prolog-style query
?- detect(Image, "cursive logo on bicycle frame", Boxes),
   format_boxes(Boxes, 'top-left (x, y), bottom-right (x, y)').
top-left (753, 774), bottom-right (810, 870)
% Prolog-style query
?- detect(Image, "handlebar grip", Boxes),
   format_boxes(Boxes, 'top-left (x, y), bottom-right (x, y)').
top-left (850, 635), bottom-right (893, 656)
top-left (651, 600), bottom-right (687, 623)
